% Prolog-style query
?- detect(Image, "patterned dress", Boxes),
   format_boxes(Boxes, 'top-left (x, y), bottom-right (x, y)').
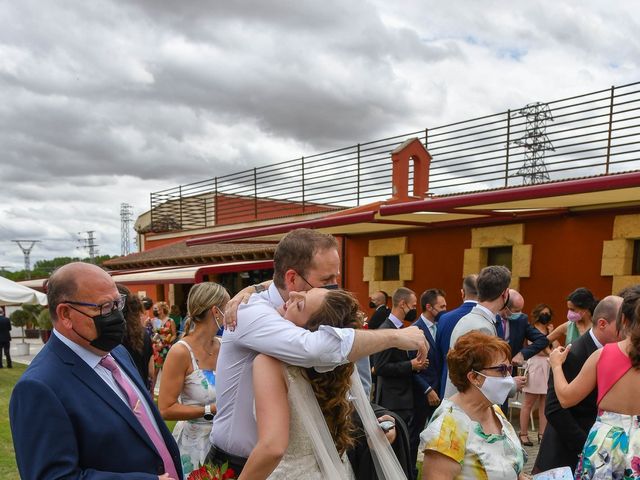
top-left (420, 399), bottom-right (526, 479)
top-left (152, 319), bottom-right (174, 368)
top-left (575, 411), bottom-right (640, 479)
top-left (171, 340), bottom-right (217, 478)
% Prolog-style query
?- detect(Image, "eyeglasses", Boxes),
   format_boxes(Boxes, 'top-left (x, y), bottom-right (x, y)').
top-left (63, 294), bottom-right (127, 316)
top-left (294, 271), bottom-right (339, 290)
top-left (481, 364), bottom-right (513, 377)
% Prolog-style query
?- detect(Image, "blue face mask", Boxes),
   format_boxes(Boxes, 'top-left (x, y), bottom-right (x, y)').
top-left (510, 313), bottom-right (522, 320)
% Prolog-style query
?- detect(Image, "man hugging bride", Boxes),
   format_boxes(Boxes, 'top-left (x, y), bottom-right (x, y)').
top-left (208, 229), bottom-right (427, 479)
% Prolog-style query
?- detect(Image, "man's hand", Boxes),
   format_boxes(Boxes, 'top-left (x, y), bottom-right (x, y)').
top-left (158, 474), bottom-right (175, 480)
top-left (395, 326), bottom-right (429, 362)
top-left (377, 415), bottom-right (397, 444)
top-left (511, 352), bottom-right (525, 366)
top-left (411, 357), bottom-right (427, 371)
top-left (426, 389), bottom-right (440, 406)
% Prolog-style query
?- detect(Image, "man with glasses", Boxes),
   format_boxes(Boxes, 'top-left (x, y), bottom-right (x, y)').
top-left (209, 228), bottom-right (428, 475)
top-left (9, 262), bottom-right (181, 480)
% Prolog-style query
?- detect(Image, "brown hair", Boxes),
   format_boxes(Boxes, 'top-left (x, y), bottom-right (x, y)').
top-left (303, 289), bottom-right (362, 455)
top-left (447, 331), bottom-right (512, 392)
top-left (117, 284), bottom-right (145, 353)
top-left (272, 229), bottom-right (338, 289)
top-left (531, 303), bottom-right (553, 323)
top-left (477, 265), bottom-right (511, 302)
top-left (155, 301), bottom-right (169, 316)
top-left (617, 285), bottom-right (640, 369)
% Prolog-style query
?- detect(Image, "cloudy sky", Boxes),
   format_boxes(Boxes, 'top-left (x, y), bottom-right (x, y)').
top-left (0, 0), bottom-right (638, 270)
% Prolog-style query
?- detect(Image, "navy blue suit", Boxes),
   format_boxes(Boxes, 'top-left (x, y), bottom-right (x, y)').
top-left (409, 315), bottom-right (440, 478)
top-left (435, 301), bottom-right (476, 398)
top-left (10, 333), bottom-right (182, 480)
top-left (504, 313), bottom-right (549, 360)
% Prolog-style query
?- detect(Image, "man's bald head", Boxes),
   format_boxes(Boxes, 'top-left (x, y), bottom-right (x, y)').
top-left (508, 289), bottom-right (525, 313)
top-left (48, 262), bottom-right (114, 321)
top-left (371, 290), bottom-right (388, 306)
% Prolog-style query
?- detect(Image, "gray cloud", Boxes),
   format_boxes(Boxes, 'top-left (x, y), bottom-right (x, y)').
top-left (0, 0), bottom-right (638, 269)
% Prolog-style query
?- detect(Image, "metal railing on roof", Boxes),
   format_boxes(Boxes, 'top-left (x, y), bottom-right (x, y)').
top-left (149, 82), bottom-right (640, 233)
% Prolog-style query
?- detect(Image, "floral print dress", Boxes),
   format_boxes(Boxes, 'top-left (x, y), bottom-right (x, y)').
top-left (171, 340), bottom-right (217, 478)
top-left (420, 399), bottom-right (526, 479)
top-left (575, 410), bottom-right (640, 479)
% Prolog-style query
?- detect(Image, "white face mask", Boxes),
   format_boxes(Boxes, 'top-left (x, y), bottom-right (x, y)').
top-left (472, 371), bottom-right (515, 405)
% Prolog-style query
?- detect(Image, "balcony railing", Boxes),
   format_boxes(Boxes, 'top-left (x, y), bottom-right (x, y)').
top-left (149, 81), bottom-right (640, 233)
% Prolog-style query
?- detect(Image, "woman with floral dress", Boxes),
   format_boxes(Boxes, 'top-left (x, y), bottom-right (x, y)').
top-left (158, 283), bottom-right (229, 478)
top-left (551, 285), bottom-right (640, 479)
top-left (420, 331), bottom-right (528, 480)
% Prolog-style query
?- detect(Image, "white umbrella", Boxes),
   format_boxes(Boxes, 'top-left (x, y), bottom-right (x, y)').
top-left (0, 276), bottom-right (47, 306)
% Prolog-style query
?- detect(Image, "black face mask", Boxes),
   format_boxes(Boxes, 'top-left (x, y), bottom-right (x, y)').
top-left (538, 313), bottom-right (552, 325)
top-left (320, 284), bottom-right (339, 290)
top-left (369, 301), bottom-right (377, 309)
top-left (72, 309), bottom-right (126, 352)
top-left (434, 310), bottom-right (446, 323)
top-left (404, 308), bottom-right (418, 323)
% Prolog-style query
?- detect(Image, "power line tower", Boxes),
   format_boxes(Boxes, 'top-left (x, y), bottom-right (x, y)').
top-left (78, 231), bottom-right (99, 263)
top-left (12, 240), bottom-right (41, 279)
top-left (120, 203), bottom-right (133, 256)
top-left (511, 102), bottom-right (555, 184)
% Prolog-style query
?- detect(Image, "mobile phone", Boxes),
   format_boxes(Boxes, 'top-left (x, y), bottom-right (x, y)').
top-left (379, 420), bottom-right (395, 432)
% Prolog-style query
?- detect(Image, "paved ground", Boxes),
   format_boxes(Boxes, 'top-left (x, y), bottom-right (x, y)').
top-left (8, 337), bottom-right (44, 366)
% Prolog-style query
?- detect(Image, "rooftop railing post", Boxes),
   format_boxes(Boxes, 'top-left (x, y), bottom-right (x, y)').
top-left (150, 192), bottom-right (154, 231)
top-left (301, 156), bottom-right (305, 212)
top-left (606, 85), bottom-right (615, 175)
top-left (254, 168), bottom-right (258, 220)
top-left (178, 185), bottom-right (183, 228)
top-left (424, 128), bottom-right (428, 149)
top-left (356, 144), bottom-right (361, 206)
top-left (214, 177), bottom-right (218, 225)
top-left (505, 109), bottom-right (511, 187)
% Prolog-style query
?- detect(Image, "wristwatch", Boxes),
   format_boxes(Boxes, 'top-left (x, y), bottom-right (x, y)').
top-left (203, 404), bottom-right (214, 421)
top-left (253, 283), bottom-right (267, 293)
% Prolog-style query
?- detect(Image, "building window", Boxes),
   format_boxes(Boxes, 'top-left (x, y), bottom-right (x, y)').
top-left (487, 246), bottom-right (513, 270)
top-left (382, 255), bottom-right (400, 281)
top-left (633, 240), bottom-right (640, 275)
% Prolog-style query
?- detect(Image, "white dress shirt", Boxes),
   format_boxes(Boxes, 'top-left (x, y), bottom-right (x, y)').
top-left (211, 283), bottom-right (355, 457)
top-left (52, 329), bottom-right (161, 436)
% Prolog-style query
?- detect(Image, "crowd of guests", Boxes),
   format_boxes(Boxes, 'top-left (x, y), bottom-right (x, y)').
top-left (8, 228), bottom-right (640, 480)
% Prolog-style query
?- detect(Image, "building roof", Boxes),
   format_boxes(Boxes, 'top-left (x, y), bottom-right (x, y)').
top-left (103, 241), bottom-right (276, 270)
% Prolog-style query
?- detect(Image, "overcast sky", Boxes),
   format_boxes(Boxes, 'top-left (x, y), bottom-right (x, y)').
top-left (0, 0), bottom-right (638, 271)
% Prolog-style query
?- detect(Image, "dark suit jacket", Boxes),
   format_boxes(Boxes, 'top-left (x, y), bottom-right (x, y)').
top-left (9, 333), bottom-right (182, 480)
top-left (0, 315), bottom-right (11, 342)
top-left (506, 313), bottom-right (549, 360)
top-left (435, 301), bottom-right (476, 398)
top-left (533, 330), bottom-right (598, 473)
top-left (411, 316), bottom-right (440, 399)
top-left (374, 318), bottom-right (414, 412)
top-left (368, 305), bottom-right (391, 330)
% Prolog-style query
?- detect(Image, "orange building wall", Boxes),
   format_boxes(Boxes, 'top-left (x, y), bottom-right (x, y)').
top-left (344, 211), bottom-right (617, 324)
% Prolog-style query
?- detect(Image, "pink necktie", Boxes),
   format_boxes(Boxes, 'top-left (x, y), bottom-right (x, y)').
top-left (100, 355), bottom-right (178, 479)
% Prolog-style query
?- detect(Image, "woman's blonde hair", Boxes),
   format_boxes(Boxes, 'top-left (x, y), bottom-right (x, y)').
top-left (183, 282), bottom-right (229, 337)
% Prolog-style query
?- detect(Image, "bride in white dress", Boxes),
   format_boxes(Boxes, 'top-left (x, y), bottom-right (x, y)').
top-left (238, 288), bottom-right (407, 480)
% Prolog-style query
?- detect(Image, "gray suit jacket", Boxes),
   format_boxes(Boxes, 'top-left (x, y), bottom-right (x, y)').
top-left (443, 305), bottom-right (497, 398)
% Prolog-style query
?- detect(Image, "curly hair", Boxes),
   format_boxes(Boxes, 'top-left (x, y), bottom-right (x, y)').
top-left (303, 289), bottom-right (363, 455)
top-left (117, 284), bottom-right (145, 353)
